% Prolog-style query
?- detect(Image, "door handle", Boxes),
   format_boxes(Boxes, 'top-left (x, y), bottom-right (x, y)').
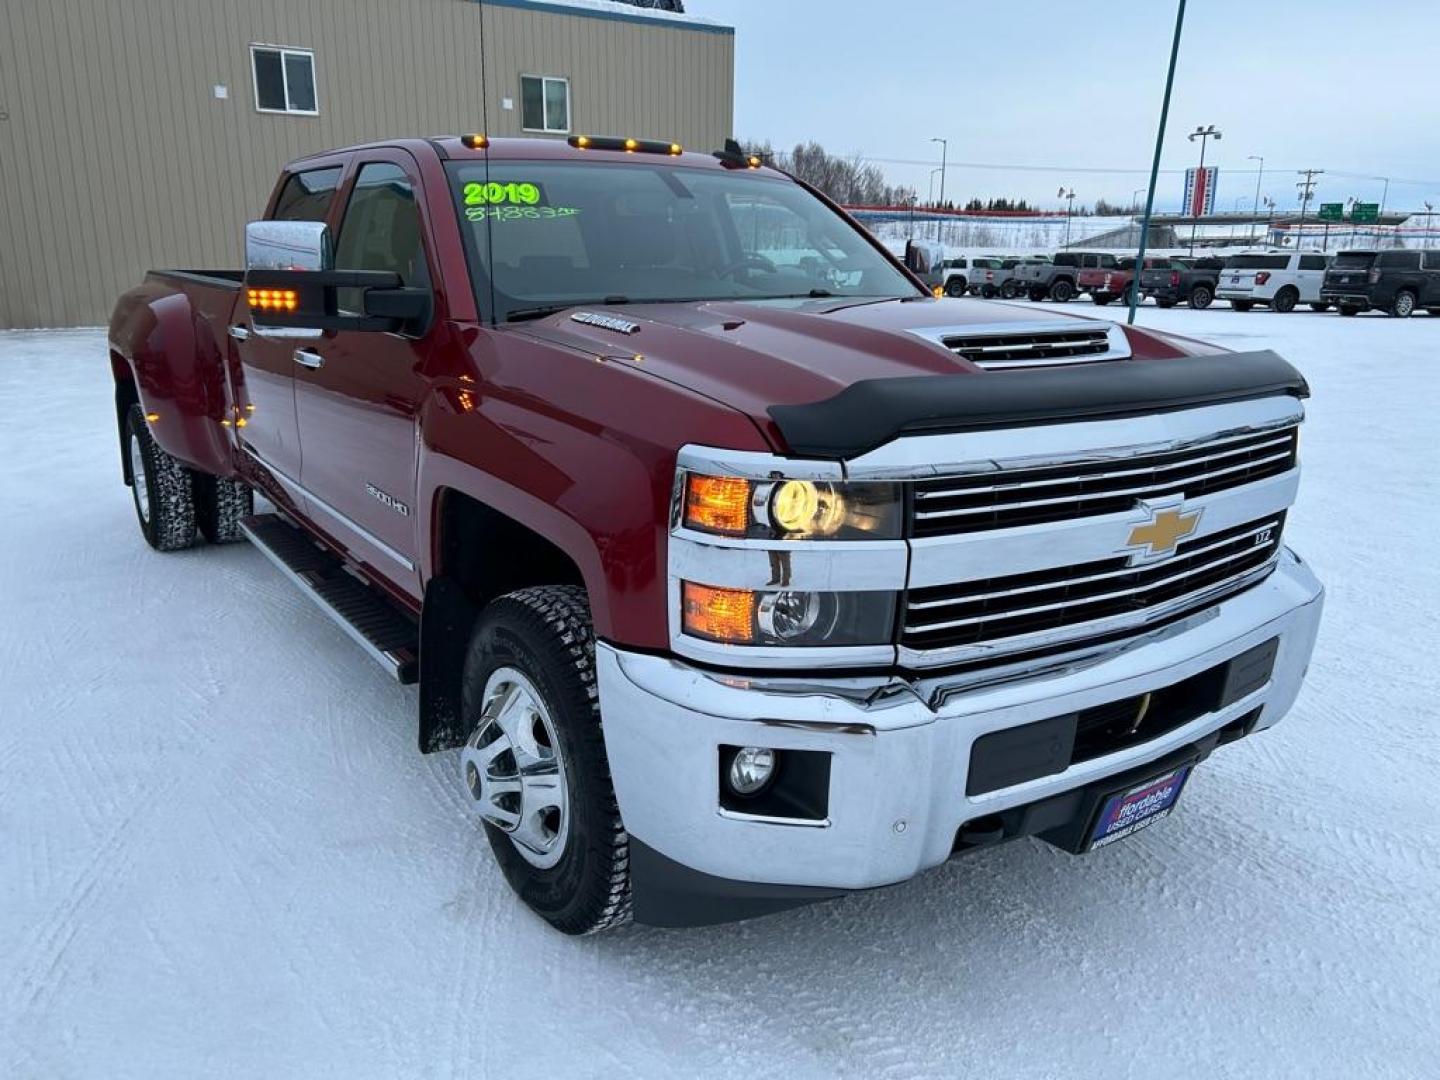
top-left (294, 348), bottom-right (325, 370)
top-left (228, 324), bottom-right (250, 341)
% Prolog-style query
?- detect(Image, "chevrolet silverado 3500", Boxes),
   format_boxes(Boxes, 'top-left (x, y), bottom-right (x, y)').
top-left (109, 135), bottom-right (1324, 933)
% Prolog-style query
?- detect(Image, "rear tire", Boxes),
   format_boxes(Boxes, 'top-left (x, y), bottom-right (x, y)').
top-left (1390, 290), bottom-right (1417, 318)
top-left (1091, 293), bottom-right (1113, 306)
top-left (1027, 288), bottom-right (1046, 302)
top-left (195, 474), bottom-right (254, 544)
top-left (944, 277), bottom-right (967, 298)
top-left (125, 405), bottom-right (196, 552)
top-left (1157, 299), bottom-right (1176, 309)
top-left (1338, 304), bottom-right (1360, 317)
top-left (460, 585), bottom-right (631, 935)
top-left (1309, 302), bottom-right (1331, 312)
top-left (1272, 287), bottom-right (1299, 313)
top-left (1000, 281), bottom-right (1019, 299)
top-left (1232, 299), bottom-right (1254, 312)
top-left (1049, 279), bottom-right (1075, 302)
top-left (980, 284), bottom-right (998, 298)
top-left (1189, 284), bottom-right (1214, 310)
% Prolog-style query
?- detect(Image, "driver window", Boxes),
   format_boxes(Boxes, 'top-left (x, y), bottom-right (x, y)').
top-left (333, 162), bottom-right (429, 313)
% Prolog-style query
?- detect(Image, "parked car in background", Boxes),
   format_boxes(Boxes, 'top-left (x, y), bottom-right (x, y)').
top-left (1016, 251), bottom-right (1119, 302)
top-left (966, 255), bottom-right (1007, 297)
top-left (937, 257), bottom-right (970, 297)
top-left (1321, 250), bottom-right (1440, 317)
top-left (1216, 252), bottom-right (1330, 313)
top-left (1079, 256), bottom-right (1176, 306)
top-left (1141, 257), bottom-right (1224, 309)
top-left (997, 255), bottom-right (1049, 299)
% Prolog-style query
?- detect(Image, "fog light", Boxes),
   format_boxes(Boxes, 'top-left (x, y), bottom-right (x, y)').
top-left (728, 746), bottom-right (777, 795)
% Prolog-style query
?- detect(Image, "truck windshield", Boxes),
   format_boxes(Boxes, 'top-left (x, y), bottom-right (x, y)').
top-left (445, 160), bottom-right (919, 320)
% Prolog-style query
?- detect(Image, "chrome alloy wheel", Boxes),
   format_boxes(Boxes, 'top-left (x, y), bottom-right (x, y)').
top-left (129, 430), bottom-right (150, 523)
top-left (459, 667), bottom-right (570, 869)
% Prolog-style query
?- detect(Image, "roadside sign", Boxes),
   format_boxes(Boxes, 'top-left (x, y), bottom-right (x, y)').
top-left (1351, 202), bottom-right (1379, 223)
top-left (1317, 203), bottom-right (1343, 221)
top-left (1183, 166), bottom-right (1217, 216)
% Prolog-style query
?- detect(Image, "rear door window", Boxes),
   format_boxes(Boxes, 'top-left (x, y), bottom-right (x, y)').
top-left (1299, 255), bottom-right (1328, 270)
top-left (271, 167), bottom-right (343, 221)
top-left (1424, 252), bottom-right (1440, 271)
top-left (1378, 251), bottom-right (1421, 269)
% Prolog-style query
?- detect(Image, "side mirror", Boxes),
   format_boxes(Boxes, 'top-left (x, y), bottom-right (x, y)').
top-left (903, 240), bottom-right (932, 274)
top-left (243, 220), bottom-right (432, 334)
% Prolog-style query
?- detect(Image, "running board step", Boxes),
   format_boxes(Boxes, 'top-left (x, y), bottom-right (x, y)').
top-left (240, 513), bottom-right (419, 684)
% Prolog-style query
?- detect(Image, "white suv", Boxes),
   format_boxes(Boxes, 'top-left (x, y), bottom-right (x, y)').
top-left (1217, 251), bottom-right (1332, 312)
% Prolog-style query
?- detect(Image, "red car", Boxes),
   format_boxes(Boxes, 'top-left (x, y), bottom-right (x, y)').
top-left (1078, 256), bottom-right (1178, 306)
top-left (109, 135), bottom-right (1324, 932)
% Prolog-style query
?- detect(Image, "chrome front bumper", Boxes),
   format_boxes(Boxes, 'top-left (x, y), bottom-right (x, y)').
top-left (598, 549), bottom-right (1323, 893)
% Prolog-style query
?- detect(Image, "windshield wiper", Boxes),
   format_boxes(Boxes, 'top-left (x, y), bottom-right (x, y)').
top-left (505, 296), bottom-right (635, 323)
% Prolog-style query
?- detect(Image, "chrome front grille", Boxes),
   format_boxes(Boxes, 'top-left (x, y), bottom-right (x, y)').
top-left (902, 514), bottom-right (1284, 654)
top-left (911, 426), bottom-right (1298, 537)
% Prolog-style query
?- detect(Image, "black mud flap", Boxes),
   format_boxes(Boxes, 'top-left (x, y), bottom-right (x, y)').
top-left (418, 575), bottom-right (481, 753)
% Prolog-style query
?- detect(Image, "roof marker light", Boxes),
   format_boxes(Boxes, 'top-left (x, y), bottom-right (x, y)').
top-left (462, 134), bottom-right (489, 149)
top-left (624, 138), bottom-right (639, 152)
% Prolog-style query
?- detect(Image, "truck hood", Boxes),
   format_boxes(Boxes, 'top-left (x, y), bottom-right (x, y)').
top-left (510, 297), bottom-right (1132, 443)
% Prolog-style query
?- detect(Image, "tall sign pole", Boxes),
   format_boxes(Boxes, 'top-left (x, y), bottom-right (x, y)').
top-left (1128, 0), bottom-right (1187, 326)
top-left (1295, 168), bottom-right (1322, 251)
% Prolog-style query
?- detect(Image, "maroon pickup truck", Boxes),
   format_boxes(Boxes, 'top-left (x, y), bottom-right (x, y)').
top-left (1078, 256), bottom-right (1175, 306)
top-left (109, 134), bottom-right (1323, 933)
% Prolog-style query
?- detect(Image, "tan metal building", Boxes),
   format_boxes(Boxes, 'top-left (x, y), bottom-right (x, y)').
top-left (0, 0), bottom-right (735, 328)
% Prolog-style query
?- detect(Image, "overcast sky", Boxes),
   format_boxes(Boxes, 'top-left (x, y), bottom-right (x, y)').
top-left (698, 0), bottom-right (1440, 213)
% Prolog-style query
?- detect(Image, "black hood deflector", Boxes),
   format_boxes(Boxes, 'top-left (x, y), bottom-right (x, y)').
top-left (767, 350), bottom-right (1309, 460)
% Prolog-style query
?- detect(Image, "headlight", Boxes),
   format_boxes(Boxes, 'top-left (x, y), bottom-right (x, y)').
top-left (682, 582), bottom-right (895, 646)
top-left (683, 474), bottom-right (902, 540)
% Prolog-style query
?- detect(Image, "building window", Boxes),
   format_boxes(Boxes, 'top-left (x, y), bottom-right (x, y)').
top-left (251, 45), bottom-right (318, 115)
top-left (520, 75), bottom-right (569, 134)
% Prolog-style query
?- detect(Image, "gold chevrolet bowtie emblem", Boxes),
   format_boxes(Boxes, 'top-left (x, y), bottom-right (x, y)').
top-left (1127, 505), bottom-right (1201, 558)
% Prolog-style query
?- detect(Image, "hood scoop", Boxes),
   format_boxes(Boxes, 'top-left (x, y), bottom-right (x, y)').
top-left (908, 321), bottom-right (1132, 371)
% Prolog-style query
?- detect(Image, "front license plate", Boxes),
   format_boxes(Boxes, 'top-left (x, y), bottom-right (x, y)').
top-left (1087, 765), bottom-right (1193, 850)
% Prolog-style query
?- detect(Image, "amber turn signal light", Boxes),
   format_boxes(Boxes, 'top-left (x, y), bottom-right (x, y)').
top-left (682, 583), bottom-right (755, 643)
top-left (684, 475), bottom-right (750, 535)
top-left (248, 287), bottom-right (299, 312)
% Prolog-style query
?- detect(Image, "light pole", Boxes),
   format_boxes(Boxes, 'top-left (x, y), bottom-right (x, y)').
top-left (1377, 176), bottom-right (1391, 248)
top-left (1247, 154), bottom-right (1264, 221)
top-left (1263, 195), bottom-right (1276, 245)
top-left (1127, 0), bottom-right (1187, 325)
top-left (930, 137), bottom-right (948, 240)
top-left (1059, 187), bottom-right (1077, 248)
top-left (1132, 187), bottom-right (1145, 215)
top-left (928, 168), bottom-right (943, 205)
top-left (1186, 124), bottom-right (1221, 254)
top-left (1426, 201), bottom-right (1435, 250)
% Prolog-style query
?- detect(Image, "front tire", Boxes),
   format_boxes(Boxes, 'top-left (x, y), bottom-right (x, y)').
top-left (125, 405), bottom-right (196, 551)
top-left (1390, 290), bottom-right (1417, 318)
top-left (1000, 281), bottom-right (1019, 299)
top-left (459, 586), bottom-right (631, 935)
top-left (1049, 279), bottom-right (1075, 302)
top-left (944, 277), bottom-right (967, 298)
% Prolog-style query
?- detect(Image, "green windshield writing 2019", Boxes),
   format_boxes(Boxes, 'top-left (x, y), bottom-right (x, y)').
top-left (463, 181), bottom-right (543, 206)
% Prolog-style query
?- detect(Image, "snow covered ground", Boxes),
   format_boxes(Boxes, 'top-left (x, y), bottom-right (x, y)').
top-left (2, 310), bottom-right (1438, 1079)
